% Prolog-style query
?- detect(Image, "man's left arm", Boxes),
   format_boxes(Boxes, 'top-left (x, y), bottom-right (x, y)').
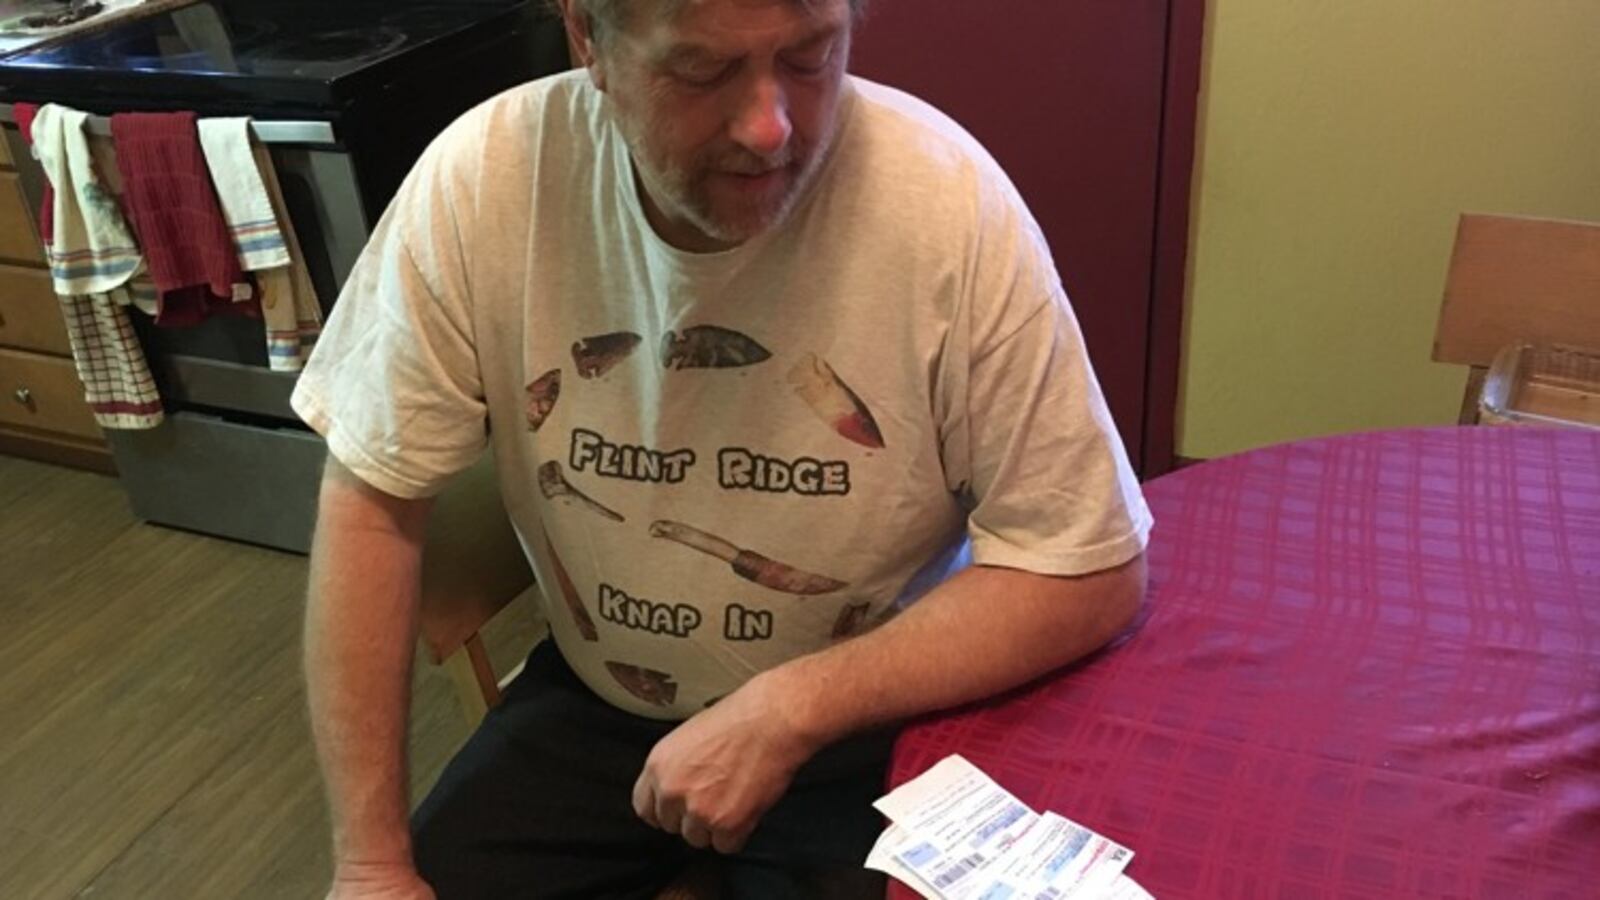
top-left (634, 553), bottom-right (1146, 853)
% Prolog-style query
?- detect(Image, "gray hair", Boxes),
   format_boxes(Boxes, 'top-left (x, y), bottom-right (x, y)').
top-left (557, 0), bottom-right (870, 47)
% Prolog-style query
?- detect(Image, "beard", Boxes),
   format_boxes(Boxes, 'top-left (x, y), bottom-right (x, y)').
top-left (618, 107), bottom-right (839, 248)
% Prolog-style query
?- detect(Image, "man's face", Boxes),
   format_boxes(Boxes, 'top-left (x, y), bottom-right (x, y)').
top-left (588, 0), bottom-right (853, 252)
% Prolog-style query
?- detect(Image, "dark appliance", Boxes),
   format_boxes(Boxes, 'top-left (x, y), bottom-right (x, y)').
top-left (0, 0), bottom-right (570, 551)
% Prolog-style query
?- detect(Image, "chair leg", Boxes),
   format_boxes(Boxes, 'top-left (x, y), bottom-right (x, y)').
top-left (443, 634), bottom-right (500, 727)
top-left (1459, 366), bottom-right (1487, 425)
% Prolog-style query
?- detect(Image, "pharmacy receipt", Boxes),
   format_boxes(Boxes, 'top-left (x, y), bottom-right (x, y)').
top-left (869, 755), bottom-right (1135, 899)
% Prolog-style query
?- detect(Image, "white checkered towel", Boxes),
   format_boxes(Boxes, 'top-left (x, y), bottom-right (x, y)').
top-left (32, 104), bottom-right (163, 429)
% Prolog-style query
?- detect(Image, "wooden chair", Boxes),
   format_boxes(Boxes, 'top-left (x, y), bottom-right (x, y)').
top-left (418, 453), bottom-right (542, 724)
top-left (416, 455), bottom-right (716, 899)
top-left (1433, 213), bottom-right (1600, 423)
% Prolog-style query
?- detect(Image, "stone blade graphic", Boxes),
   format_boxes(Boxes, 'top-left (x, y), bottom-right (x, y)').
top-left (649, 519), bottom-right (847, 595)
top-left (545, 536), bottom-right (598, 641)
top-left (572, 331), bottom-right (642, 378)
top-left (831, 601), bottom-right (871, 639)
top-left (788, 353), bottom-right (885, 448)
top-left (524, 368), bottom-right (561, 432)
top-left (661, 325), bottom-right (771, 370)
top-left (605, 661), bottom-right (678, 707)
top-left (538, 460), bottom-right (624, 522)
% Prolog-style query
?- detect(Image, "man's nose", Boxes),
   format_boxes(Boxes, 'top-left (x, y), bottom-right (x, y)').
top-left (729, 77), bottom-right (792, 159)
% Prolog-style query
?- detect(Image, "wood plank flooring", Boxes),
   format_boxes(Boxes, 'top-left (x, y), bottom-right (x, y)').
top-left (0, 455), bottom-right (540, 899)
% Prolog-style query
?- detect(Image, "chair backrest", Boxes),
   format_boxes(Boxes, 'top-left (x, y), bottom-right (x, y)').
top-left (1434, 213), bottom-right (1600, 367)
top-left (412, 455), bottom-right (717, 899)
top-left (418, 454), bottom-right (536, 667)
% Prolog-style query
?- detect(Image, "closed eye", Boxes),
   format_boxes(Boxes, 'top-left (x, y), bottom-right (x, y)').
top-left (781, 28), bottom-right (840, 75)
top-left (673, 59), bottom-right (738, 88)
top-left (782, 55), bottom-right (830, 76)
top-left (659, 44), bottom-right (739, 88)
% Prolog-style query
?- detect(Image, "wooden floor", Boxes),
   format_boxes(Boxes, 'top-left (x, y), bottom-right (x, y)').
top-left (0, 455), bottom-right (538, 900)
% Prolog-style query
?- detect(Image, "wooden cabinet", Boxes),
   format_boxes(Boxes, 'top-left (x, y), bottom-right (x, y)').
top-left (0, 348), bottom-right (103, 440)
top-left (0, 127), bottom-right (114, 473)
top-left (0, 265), bottom-right (70, 356)
top-left (849, 0), bottom-right (1203, 475)
top-left (0, 171), bottom-right (45, 265)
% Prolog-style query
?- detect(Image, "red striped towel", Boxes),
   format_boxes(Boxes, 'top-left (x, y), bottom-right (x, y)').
top-left (110, 111), bottom-right (256, 327)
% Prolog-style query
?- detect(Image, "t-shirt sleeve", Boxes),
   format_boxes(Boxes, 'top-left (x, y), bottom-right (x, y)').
top-left (959, 289), bottom-right (1154, 576)
top-left (290, 118), bottom-right (487, 499)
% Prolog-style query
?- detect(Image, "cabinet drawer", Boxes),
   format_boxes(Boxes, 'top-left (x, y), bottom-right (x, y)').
top-left (0, 347), bottom-right (102, 441)
top-left (0, 265), bottom-right (69, 355)
top-left (1, 171), bottom-right (45, 265)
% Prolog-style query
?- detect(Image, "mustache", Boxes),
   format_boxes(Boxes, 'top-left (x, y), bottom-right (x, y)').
top-left (711, 149), bottom-right (797, 175)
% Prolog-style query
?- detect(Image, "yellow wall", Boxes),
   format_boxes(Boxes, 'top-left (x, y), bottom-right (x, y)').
top-left (1178, 1), bottom-right (1600, 458)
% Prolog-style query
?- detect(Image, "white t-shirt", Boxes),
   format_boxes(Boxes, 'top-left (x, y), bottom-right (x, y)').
top-left (291, 71), bottom-right (1153, 719)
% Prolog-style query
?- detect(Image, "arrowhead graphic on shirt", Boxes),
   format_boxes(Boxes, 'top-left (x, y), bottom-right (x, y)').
top-left (572, 331), bottom-right (643, 378)
top-left (660, 325), bottom-right (772, 370)
top-left (606, 661), bottom-right (678, 706)
top-left (524, 368), bottom-right (561, 432)
top-left (831, 601), bottom-right (871, 639)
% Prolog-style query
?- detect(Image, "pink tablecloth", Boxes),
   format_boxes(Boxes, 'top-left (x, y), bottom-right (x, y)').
top-left (888, 427), bottom-right (1600, 899)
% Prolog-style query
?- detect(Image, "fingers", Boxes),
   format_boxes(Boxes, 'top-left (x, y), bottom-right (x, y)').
top-left (681, 815), bottom-right (714, 850)
top-left (711, 822), bottom-right (753, 855)
top-left (636, 770), bottom-right (693, 837)
top-left (631, 772), bottom-right (659, 829)
top-left (654, 790), bottom-right (687, 836)
top-left (634, 770), bottom-right (750, 853)
top-left (675, 808), bottom-right (749, 853)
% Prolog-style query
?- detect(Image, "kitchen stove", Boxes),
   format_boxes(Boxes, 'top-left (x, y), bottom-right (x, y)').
top-left (0, 0), bottom-right (570, 551)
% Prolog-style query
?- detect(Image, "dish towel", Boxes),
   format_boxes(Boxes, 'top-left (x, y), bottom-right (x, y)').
top-left (250, 141), bottom-right (324, 370)
top-left (110, 110), bottom-right (256, 328)
top-left (196, 117), bottom-right (322, 370)
top-left (196, 118), bottom-right (290, 270)
top-left (29, 104), bottom-right (163, 429)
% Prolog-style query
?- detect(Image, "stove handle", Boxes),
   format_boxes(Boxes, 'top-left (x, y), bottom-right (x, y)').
top-left (0, 104), bottom-right (337, 148)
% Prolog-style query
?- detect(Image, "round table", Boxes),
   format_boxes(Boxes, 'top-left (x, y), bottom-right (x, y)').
top-left (888, 427), bottom-right (1600, 899)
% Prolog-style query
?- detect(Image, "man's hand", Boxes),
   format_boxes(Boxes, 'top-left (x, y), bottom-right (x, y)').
top-left (326, 861), bottom-right (435, 900)
top-left (632, 671), bottom-right (821, 854)
top-left (632, 559), bottom-right (1144, 855)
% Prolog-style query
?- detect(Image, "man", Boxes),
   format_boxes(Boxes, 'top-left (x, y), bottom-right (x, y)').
top-left (294, 0), bottom-right (1153, 897)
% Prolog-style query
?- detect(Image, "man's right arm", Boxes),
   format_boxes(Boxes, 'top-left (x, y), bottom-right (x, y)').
top-left (304, 458), bottom-right (437, 899)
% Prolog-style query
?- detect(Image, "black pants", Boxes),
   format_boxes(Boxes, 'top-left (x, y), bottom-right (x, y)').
top-left (412, 641), bottom-right (893, 899)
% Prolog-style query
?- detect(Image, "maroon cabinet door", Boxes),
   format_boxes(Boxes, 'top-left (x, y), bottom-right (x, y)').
top-left (849, 0), bottom-right (1171, 469)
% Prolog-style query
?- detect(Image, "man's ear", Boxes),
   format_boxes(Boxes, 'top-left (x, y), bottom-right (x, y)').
top-left (555, 0), bottom-right (608, 91)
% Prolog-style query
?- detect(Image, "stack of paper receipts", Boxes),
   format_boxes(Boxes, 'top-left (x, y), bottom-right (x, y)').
top-left (867, 755), bottom-right (1152, 900)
